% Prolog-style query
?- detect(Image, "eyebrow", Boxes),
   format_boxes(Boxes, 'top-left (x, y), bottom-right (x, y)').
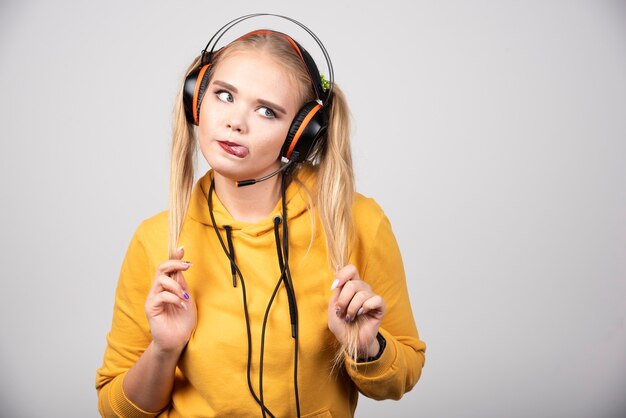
top-left (213, 80), bottom-right (288, 115)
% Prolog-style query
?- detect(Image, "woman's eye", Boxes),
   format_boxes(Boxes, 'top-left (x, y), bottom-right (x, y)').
top-left (257, 106), bottom-right (276, 119)
top-left (216, 91), bottom-right (233, 103)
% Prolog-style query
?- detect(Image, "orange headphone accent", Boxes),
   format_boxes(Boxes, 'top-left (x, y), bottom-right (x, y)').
top-left (191, 64), bottom-right (211, 125)
top-left (284, 103), bottom-right (322, 160)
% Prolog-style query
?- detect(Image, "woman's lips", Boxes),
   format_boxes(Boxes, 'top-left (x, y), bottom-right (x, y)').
top-left (218, 141), bottom-right (249, 158)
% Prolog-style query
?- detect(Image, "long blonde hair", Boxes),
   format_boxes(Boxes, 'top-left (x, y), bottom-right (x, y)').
top-left (168, 56), bottom-right (200, 259)
top-left (168, 32), bottom-right (359, 361)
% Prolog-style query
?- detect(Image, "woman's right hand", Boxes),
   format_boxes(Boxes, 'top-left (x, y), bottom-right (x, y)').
top-left (145, 246), bottom-right (197, 355)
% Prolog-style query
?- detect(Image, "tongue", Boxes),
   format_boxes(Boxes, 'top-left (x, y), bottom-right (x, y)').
top-left (229, 144), bottom-right (249, 158)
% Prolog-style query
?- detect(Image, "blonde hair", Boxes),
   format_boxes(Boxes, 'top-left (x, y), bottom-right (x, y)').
top-left (168, 32), bottom-right (360, 363)
top-left (168, 56), bottom-right (200, 259)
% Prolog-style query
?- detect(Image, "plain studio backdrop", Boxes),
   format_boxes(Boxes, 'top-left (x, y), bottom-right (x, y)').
top-left (1, 1), bottom-right (625, 417)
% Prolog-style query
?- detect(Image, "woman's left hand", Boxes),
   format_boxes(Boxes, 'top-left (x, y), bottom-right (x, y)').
top-left (328, 264), bottom-right (386, 358)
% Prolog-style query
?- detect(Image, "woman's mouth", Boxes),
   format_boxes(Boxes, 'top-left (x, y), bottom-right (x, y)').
top-left (217, 141), bottom-right (249, 158)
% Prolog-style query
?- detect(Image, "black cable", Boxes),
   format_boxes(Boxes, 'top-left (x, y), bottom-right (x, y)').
top-left (258, 216), bottom-right (289, 418)
top-left (285, 261), bottom-right (300, 418)
top-left (223, 225), bottom-right (237, 287)
top-left (207, 181), bottom-right (275, 418)
top-left (281, 173), bottom-right (301, 418)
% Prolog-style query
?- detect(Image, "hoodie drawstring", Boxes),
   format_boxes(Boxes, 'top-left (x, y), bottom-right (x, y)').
top-left (224, 225), bottom-right (237, 287)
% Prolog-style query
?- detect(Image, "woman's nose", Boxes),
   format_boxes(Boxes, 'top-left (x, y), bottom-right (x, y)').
top-left (225, 107), bottom-right (246, 133)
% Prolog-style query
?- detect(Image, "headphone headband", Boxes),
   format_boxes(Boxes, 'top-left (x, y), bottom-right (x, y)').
top-left (200, 13), bottom-right (334, 103)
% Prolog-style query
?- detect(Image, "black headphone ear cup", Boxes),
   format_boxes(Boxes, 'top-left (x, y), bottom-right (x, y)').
top-left (183, 67), bottom-right (201, 123)
top-left (281, 101), bottom-right (327, 162)
top-left (183, 64), bottom-right (211, 125)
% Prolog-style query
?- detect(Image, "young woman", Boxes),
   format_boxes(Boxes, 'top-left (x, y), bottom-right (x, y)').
top-left (96, 15), bottom-right (425, 418)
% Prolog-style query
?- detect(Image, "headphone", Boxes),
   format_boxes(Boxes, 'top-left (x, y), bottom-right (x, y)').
top-left (182, 13), bottom-right (334, 164)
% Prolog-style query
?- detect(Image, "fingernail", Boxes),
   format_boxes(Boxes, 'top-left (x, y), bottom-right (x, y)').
top-left (183, 292), bottom-right (190, 300)
top-left (335, 307), bottom-right (342, 317)
top-left (344, 315), bottom-right (351, 323)
top-left (330, 279), bottom-right (339, 291)
top-left (357, 308), bottom-right (364, 316)
top-left (182, 261), bottom-right (193, 266)
top-left (180, 301), bottom-right (188, 310)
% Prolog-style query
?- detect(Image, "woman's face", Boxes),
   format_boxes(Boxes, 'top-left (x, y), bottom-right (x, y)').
top-left (198, 49), bottom-right (301, 182)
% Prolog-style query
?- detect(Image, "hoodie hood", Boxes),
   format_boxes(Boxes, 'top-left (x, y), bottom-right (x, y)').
top-left (187, 167), bottom-right (316, 237)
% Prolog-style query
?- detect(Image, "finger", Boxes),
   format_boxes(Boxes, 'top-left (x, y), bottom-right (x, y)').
top-left (154, 274), bottom-right (189, 301)
top-left (167, 247), bottom-right (193, 298)
top-left (344, 290), bottom-right (373, 321)
top-left (153, 290), bottom-right (189, 310)
top-left (358, 295), bottom-right (386, 319)
top-left (167, 245), bottom-right (185, 260)
top-left (175, 270), bottom-right (192, 295)
top-left (155, 259), bottom-right (192, 277)
top-left (330, 264), bottom-right (359, 291)
top-left (334, 280), bottom-right (371, 315)
top-left (334, 279), bottom-right (356, 312)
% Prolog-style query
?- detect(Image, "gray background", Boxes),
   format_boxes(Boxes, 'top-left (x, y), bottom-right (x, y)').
top-left (1, 0), bottom-right (625, 417)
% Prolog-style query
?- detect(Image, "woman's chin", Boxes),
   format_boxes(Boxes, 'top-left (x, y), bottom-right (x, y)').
top-left (208, 159), bottom-right (281, 184)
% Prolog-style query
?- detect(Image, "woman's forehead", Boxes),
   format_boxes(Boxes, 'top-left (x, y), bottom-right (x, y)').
top-left (212, 50), bottom-right (302, 105)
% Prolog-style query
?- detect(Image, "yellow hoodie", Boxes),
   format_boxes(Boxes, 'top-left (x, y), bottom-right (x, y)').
top-left (96, 169), bottom-right (426, 417)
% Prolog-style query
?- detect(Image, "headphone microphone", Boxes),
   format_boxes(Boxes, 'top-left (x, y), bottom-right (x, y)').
top-left (236, 153), bottom-right (299, 187)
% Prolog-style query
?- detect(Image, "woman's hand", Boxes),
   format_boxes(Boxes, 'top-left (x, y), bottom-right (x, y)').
top-left (327, 264), bottom-right (386, 358)
top-left (145, 246), bottom-right (197, 355)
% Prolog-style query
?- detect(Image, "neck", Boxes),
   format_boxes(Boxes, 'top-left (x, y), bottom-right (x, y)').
top-left (213, 171), bottom-right (282, 223)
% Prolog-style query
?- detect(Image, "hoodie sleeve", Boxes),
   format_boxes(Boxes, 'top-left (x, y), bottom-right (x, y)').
top-left (95, 221), bottom-right (163, 417)
top-left (345, 210), bottom-right (426, 400)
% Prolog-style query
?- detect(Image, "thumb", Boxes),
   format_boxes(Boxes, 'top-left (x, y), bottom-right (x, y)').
top-left (173, 245), bottom-right (184, 261)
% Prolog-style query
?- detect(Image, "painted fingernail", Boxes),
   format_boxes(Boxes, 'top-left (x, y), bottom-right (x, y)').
top-left (357, 308), bottom-right (364, 316)
top-left (330, 279), bottom-right (339, 291)
top-left (335, 307), bottom-right (342, 317)
top-left (344, 315), bottom-right (351, 323)
top-left (180, 301), bottom-right (188, 310)
top-left (183, 292), bottom-right (190, 300)
top-left (182, 261), bottom-right (193, 266)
